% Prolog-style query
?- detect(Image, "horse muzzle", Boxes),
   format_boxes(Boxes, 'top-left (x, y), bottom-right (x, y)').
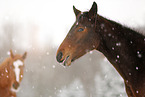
top-left (56, 51), bottom-right (72, 66)
top-left (11, 82), bottom-right (20, 92)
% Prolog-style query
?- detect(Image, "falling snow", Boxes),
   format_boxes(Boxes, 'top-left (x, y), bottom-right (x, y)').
top-left (137, 54), bottom-right (142, 58)
top-left (5, 68), bottom-right (8, 73)
top-left (108, 33), bottom-right (112, 37)
top-left (52, 65), bottom-right (56, 68)
top-left (0, 0), bottom-right (144, 97)
top-left (7, 51), bottom-right (10, 55)
top-left (116, 42), bottom-right (121, 46)
top-left (46, 52), bottom-right (49, 55)
top-left (136, 67), bottom-right (139, 70)
top-left (101, 24), bottom-right (105, 29)
top-left (1, 73), bottom-right (4, 76)
top-left (92, 45), bottom-right (95, 48)
top-left (6, 75), bottom-right (9, 78)
top-left (137, 51), bottom-right (142, 58)
top-left (20, 75), bottom-right (23, 78)
top-left (112, 47), bottom-right (115, 50)
top-left (117, 55), bottom-right (120, 58)
top-left (68, 45), bottom-right (71, 48)
top-left (89, 51), bottom-right (93, 54)
top-left (130, 41), bottom-right (133, 44)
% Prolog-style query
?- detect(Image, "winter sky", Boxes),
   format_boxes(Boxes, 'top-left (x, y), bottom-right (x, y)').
top-left (0, 0), bottom-right (144, 48)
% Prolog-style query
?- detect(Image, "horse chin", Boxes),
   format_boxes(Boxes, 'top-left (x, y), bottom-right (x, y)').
top-left (11, 87), bottom-right (20, 93)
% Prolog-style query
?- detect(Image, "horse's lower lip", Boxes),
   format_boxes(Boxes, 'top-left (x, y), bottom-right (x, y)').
top-left (63, 56), bottom-right (69, 66)
top-left (63, 56), bottom-right (72, 66)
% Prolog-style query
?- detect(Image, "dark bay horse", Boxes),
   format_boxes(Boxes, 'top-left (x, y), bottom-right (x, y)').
top-left (56, 2), bottom-right (145, 97)
top-left (0, 50), bottom-right (27, 97)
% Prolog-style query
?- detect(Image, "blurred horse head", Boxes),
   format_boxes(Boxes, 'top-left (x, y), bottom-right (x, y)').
top-left (0, 50), bottom-right (27, 97)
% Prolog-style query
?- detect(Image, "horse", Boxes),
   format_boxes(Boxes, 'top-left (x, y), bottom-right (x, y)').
top-left (0, 50), bottom-right (27, 97)
top-left (56, 2), bottom-right (145, 97)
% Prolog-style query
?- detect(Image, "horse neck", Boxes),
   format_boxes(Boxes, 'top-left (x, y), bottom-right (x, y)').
top-left (96, 15), bottom-right (145, 82)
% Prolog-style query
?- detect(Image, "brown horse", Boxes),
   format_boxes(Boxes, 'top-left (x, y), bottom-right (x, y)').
top-left (0, 50), bottom-right (27, 97)
top-left (56, 2), bottom-right (145, 97)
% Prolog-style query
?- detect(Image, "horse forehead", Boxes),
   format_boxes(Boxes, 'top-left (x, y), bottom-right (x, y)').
top-left (77, 16), bottom-right (91, 25)
top-left (13, 60), bottom-right (23, 66)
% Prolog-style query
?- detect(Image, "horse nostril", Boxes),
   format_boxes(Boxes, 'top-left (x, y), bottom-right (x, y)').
top-left (56, 51), bottom-right (63, 62)
top-left (13, 83), bottom-right (15, 88)
top-left (12, 82), bottom-right (19, 89)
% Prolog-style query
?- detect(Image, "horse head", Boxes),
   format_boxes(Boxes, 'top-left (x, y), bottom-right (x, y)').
top-left (56, 2), bottom-right (100, 66)
top-left (9, 50), bottom-right (27, 92)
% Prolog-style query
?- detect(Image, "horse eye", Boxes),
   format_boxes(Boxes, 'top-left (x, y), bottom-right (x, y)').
top-left (78, 28), bottom-right (84, 32)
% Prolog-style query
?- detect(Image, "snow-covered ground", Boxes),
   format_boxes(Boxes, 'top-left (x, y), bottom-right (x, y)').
top-left (0, 0), bottom-right (145, 97)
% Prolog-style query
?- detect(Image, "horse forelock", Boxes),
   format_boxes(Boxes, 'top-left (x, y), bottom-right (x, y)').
top-left (76, 12), bottom-right (97, 28)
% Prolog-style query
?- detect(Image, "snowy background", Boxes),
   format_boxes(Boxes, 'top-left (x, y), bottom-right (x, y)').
top-left (0, 0), bottom-right (145, 97)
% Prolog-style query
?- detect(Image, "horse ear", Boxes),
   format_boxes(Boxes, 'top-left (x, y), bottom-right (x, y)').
top-left (22, 52), bottom-right (27, 60)
top-left (88, 2), bottom-right (98, 19)
top-left (10, 50), bottom-right (14, 58)
top-left (73, 6), bottom-right (81, 17)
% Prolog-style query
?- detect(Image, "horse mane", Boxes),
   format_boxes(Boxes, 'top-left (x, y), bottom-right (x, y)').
top-left (97, 15), bottom-right (145, 47)
top-left (98, 15), bottom-right (138, 33)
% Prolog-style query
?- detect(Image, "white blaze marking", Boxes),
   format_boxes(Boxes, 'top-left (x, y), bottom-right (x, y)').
top-left (13, 60), bottom-right (23, 82)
